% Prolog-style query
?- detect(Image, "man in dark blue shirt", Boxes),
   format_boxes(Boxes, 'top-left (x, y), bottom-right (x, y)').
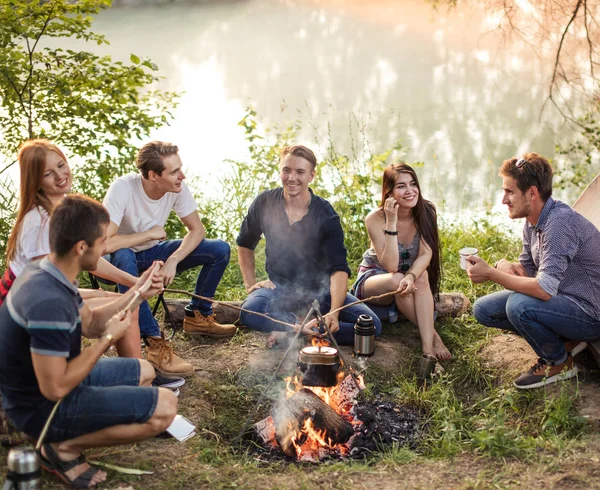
top-left (237, 145), bottom-right (381, 346)
top-left (0, 195), bottom-right (176, 487)
top-left (467, 153), bottom-right (600, 389)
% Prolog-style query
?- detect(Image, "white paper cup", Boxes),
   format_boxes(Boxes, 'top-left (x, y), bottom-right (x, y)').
top-left (459, 247), bottom-right (478, 270)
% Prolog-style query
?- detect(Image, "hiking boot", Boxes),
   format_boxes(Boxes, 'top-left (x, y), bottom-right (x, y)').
top-left (514, 356), bottom-right (578, 390)
top-left (183, 308), bottom-right (237, 338)
top-left (145, 335), bottom-right (195, 377)
top-left (152, 372), bottom-right (185, 390)
top-left (564, 340), bottom-right (588, 357)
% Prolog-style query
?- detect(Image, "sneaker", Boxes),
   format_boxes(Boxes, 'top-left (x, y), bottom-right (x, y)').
top-left (514, 356), bottom-right (578, 390)
top-left (388, 304), bottom-right (399, 324)
top-left (183, 308), bottom-right (237, 338)
top-left (152, 372), bottom-right (185, 390)
top-left (145, 335), bottom-right (195, 377)
top-left (564, 340), bottom-right (588, 357)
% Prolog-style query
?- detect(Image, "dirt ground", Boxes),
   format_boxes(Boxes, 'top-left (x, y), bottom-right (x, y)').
top-left (2, 326), bottom-right (600, 489)
top-left (480, 332), bottom-right (600, 427)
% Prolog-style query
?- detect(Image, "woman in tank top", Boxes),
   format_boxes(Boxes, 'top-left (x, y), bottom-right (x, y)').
top-left (351, 163), bottom-right (450, 360)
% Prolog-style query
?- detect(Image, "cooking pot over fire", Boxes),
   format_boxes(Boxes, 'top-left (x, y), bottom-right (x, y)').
top-left (297, 346), bottom-right (340, 387)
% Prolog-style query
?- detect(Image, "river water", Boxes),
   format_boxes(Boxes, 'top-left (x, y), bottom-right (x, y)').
top-left (50, 1), bottom-right (585, 217)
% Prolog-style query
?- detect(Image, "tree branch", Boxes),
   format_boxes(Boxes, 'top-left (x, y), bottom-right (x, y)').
top-left (22, 1), bottom-right (56, 138)
top-left (583, 0), bottom-right (595, 79)
top-left (549, 0), bottom-right (583, 96)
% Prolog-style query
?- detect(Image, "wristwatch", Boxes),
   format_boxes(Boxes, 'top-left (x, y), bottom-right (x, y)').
top-left (103, 333), bottom-right (115, 345)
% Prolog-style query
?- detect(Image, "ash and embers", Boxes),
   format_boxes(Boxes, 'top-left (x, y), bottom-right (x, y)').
top-left (248, 393), bottom-right (424, 462)
top-left (349, 397), bottom-right (423, 458)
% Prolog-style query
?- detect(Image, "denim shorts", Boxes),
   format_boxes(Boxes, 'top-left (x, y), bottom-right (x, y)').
top-left (350, 267), bottom-right (388, 299)
top-left (9, 358), bottom-right (158, 442)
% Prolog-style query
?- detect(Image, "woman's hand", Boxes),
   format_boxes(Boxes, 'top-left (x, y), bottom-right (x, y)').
top-left (397, 274), bottom-right (417, 296)
top-left (383, 196), bottom-right (399, 223)
top-left (134, 261), bottom-right (165, 300)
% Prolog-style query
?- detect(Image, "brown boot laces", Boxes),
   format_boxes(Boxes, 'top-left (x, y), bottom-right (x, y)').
top-left (154, 339), bottom-right (174, 365)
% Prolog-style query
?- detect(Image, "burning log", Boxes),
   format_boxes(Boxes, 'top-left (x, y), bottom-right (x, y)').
top-left (272, 388), bottom-right (354, 457)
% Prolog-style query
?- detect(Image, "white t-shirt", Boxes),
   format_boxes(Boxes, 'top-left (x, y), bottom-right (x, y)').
top-left (102, 174), bottom-right (198, 252)
top-left (9, 206), bottom-right (51, 276)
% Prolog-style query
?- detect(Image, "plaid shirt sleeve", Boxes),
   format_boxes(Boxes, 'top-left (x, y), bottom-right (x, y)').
top-left (518, 225), bottom-right (537, 278)
top-left (536, 218), bottom-right (580, 297)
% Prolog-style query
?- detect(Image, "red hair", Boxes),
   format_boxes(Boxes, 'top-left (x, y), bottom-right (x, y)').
top-left (6, 140), bottom-right (67, 263)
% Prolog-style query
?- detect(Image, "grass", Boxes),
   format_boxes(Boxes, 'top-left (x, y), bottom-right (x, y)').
top-left (2, 116), bottom-right (599, 487)
top-left (5, 213), bottom-right (597, 490)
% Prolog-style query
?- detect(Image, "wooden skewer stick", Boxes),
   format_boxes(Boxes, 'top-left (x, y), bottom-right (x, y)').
top-left (162, 288), bottom-right (400, 326)
top-left (122, 263), bottom-right (162, 314)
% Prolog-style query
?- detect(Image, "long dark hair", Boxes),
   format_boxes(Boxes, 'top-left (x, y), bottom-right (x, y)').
top-left (380, 162), bottom-right (441, 298)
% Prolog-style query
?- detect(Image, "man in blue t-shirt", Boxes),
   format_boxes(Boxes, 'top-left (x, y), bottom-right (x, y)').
top-left (0, 195), bottom-right (177, 488)
top-left (237, 145), bottom-right (381, 347)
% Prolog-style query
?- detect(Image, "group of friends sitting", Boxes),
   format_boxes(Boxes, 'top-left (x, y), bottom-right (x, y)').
top-left (0, 140), bottom-right (599, 488)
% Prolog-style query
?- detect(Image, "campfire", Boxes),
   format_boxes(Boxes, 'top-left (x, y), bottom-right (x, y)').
top-left (245, 301), bottom-right (423, 462)
top-left (255, 338), bottom-right (366, 462)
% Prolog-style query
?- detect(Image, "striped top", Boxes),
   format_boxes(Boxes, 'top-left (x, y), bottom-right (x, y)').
top-left (0, 258), bottom-right (82, 424)
top-left (358, 232), bottom-right (420, 273)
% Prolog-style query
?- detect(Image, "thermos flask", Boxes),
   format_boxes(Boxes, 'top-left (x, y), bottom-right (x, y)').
top-left (353, 314), bottom-right (375, 356)
top-left (3, 446), bottom-right (41, 490)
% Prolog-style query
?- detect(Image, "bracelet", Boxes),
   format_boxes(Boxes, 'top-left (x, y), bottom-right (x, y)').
top-left (383, 230), bottom-right (398, 236)
top-left (406, 271), bottom-right (417, 281)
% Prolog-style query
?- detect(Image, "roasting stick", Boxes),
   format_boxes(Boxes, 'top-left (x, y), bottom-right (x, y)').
top-left (231, 302), bottom-right (321, 448)
top-left (163, 288), bottom-right (400, 325)
top-left (121, 263), bottom-right (162, 314)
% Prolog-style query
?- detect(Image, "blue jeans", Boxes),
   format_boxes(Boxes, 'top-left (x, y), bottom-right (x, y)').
top-left (107, 239), bottom-right (230, 337)
top-left (7, 358), bottom-right (158, 442)
top-left (473, 290), bottom-right (600, 364)
top-left (240, 285), bottom-right (382, 345)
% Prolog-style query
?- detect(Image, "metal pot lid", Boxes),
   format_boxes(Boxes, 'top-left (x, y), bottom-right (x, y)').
top-left (299, 346), bottom-right (339, 365)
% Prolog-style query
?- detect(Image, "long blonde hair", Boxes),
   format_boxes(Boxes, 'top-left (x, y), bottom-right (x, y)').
top-left (6, 140), bottom-right (67, 263)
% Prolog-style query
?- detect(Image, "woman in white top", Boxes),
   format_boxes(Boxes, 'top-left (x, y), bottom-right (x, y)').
top-left (3, 139), bottom-right (142, 358)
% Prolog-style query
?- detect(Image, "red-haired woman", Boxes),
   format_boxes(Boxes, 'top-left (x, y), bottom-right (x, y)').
top-left (352, 163), bottom-right (451, 360)
top-left (1, 139), bottom-right (142, 358)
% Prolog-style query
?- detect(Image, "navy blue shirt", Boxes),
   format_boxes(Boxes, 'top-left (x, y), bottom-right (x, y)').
top-left (0, 258), bottom-right (82, 434)
top-left (237, 188), bottom-right (352, 293)
top-left (519, 197), bottom-right (600, 320)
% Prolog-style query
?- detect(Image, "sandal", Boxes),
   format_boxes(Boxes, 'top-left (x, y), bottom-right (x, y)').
top-left (39, 443), bottom-right (100, 488)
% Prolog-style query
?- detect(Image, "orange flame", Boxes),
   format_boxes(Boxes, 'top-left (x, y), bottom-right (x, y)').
top-left (311, 337), bottom-right (331, 348)
top-left (284, 370), bottom-right (364, 461)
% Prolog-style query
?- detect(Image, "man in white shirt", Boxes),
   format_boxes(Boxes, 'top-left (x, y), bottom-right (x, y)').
top-left (103, 141), bottom-right (236, 377)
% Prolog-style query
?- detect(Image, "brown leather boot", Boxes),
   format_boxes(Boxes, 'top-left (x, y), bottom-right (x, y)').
top-left (145, 335), bottom-right (195, 377)
top-left (183, 310), bottom-right (237, 338)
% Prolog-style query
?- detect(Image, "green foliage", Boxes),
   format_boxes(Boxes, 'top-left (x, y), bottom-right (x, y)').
top-left (0, 179), bottom-right (16, 271)
top-left (556, 101), bottom-right (600, 192)
top-left (0, 0), bottom-right (178, 199)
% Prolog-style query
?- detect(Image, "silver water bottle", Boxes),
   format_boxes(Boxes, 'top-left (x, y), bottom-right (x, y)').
top-left (353, 314), bottom-right (375, 356)
top-left (3, 446), bottom-right (41, 490)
